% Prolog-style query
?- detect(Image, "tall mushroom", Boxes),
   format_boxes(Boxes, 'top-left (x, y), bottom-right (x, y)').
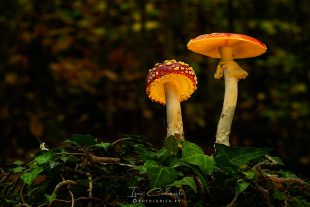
top-left (187, 33), bottom-right (267, 146)
top-left (146, 60), bottom-right (197, 141)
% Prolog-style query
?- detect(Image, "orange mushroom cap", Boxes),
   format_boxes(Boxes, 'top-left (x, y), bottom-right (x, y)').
top-left (146, 60), bottom-right (197, 105)
top-left (187, 33), bottom-right (267, 59)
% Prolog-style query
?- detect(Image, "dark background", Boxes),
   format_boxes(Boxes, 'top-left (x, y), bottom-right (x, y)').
top-left (0, 0), bottom-right (309, 176)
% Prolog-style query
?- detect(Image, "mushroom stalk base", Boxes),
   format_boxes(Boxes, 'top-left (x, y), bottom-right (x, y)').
top-left (164, 82), bottom-right (184, 141)
top-left (215, 69), bottom-right (238, 146)
top-left (215, 47), bottom-right (248, 146)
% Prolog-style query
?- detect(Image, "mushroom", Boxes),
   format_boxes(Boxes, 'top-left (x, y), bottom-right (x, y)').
top-left (187, 33), bottom-right (266, 146)
top-left (146, 60), bottom-right (197, 140)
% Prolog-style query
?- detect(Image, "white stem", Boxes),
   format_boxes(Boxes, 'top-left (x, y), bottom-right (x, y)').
top-left (215, 47), bottom-right (238, 146)
top-left (164, 82), bottom-right (184, 140)
top-left (216, 69), bottom-right (238, 146)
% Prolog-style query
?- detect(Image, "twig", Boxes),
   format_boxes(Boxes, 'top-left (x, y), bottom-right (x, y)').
top-left (6, 174), bottom-right (21, 197)
top-left (266, 174), bottom-right (308, 186)
top-left (87, 154), bottom-right (120, 164)
top-left (93, 174), bottom-right (129, 182)
top-left (87, 173), bottom-right (93, 198)
top-left (53, 180), bottom-right (77, 193)
top-left (86, 172), bottom-right (93, 207)
top-left (19, 183), bottom-right (26, 204)
top-left (117, 163), bottom-right (136, 167)
top-left (180, 186), bottom-right (187, 207)
top-left (17, 203), bottom-right (31, 207)
top-left (225, 191), bottom-right (238, 207)
top-left (265, 155), bottom-right (278, 165)
top-left (0, 169), bottom-right (10, 183)
top-left (54, 152), bottom-right (86, 156)
top-left (112, 138), bottom-right (134, 145)
top-left (51, 197), bottom-right (104, 205)
top-left (27, 186), bottom-right (40, 197)
top-left (251, 182), bottom-right (271, 207)
top-left (19, 183), bottom-right (31, 207)
top-left (48, 180), bottom-right (77, 207)
top-left (253, 162), bottom-right (310, 191)
top-left (0, 168), bottom-right (9, 176)
top-left (194, 176), bottom-right (205, 194)
top-left (69, 191), bottom-right (74, 207)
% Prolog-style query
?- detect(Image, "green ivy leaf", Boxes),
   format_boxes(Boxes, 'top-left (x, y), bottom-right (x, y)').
top-left (93, 142), bottom-right (111, 151)
top-left (65, 134), bottom-right (96, 146)
top-left (13, 160), bottom-right (24, 165)
top-left (3, 199), bottom-right (17, 205)
top-left (214, 152), bottom-right (237, 175)
top-left (45, 192), bottom-right (57, 203)
top-left (272, 190), bottom-right (287, 201)
top-left (169, 176), bottom-right (197, 193)
top-left (215, 144), bottom-right (272, 166)
top-left (35, 151), bottom-right (53, 165)
top-left (182, 141), bottom-right (204, 157)
top-left (12, 166), bottom-right (25, 173)
top-left (134, 144), bottom-right (175, 163)
top-left (269, 156), bottom-right (284, 165)
top-left (134, 144), bottom-right (158, 161)
top-left (278, 169), bottom-right (297, 178)
top-left (133, 165), bottom-right (147, 174)
top-left (243, 170), bottom-right (256, 180)
top-left (291, 196), bottom-right (310, 206)
top-left (181, 141), bottom-right (215, 175)
top-left (143, 160), bottom-right (178, 188)
top-left (20, 167), bottom-right (44, 185)
top-left (170, 159), bottom-right (209, 192)
top-left (236, 181), bottom-right (250, 195)
top-left (164, 135), bottom-right (181, 154)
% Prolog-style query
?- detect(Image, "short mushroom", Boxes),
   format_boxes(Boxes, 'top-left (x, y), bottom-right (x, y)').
top-left (187, 33), bottom-right (266, 146)
top-left (146, 60), bottom-right (197, 140)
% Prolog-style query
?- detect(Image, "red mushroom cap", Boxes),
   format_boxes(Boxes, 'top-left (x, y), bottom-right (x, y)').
top-left (146, 60), bottom-right (197, 105)
top-left (187, 33), bottom-right (267, 59)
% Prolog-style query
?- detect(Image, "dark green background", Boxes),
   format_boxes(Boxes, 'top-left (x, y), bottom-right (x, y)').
top-left (0, 0), bottom-right (309, 176)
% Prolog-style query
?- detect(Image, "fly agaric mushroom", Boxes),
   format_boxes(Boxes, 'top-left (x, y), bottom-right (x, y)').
top-left (146, 60), bottom-right (197, 140)
top-left (187, 33), bottom-right (267, 146)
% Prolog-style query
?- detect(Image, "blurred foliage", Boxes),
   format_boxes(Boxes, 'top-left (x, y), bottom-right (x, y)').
top-left (0, 0), bottom-right (309, 176)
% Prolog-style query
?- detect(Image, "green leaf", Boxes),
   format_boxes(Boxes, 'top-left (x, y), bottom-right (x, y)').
top-left (144, 160), bottom-right (178, 188)
top-left (243, 170), bottom-right (256, 180)
top-left (20, 167), bottom-right (44, 185)
top-left (93, 142), bottom-right (111, 151)
top-left (12, 166), bottom-right (25, 173)
top-left (181, 141), bottom-right (215, 175)
top-left (3, 199), bottom-right (18, 204)
top-left (133, 165), bottom-right (147, 174)
top-left (215, 144), bottom-right (272, 166)
top-left (182, 141), bottom-right (204, 157)
top-left (65, 134), bottom-right (96, 146)
top-left (236, 181), bottom-right (250, 195)
top-left (164, 135), bottom-right (181, 154)
top-left (134, 144), bottom-right (174, 163)
top-left (35, 151), bottom-right (53, 165)
top-left (13, 160), bottom-right (24, 165)
top-left (291, 196), bottom-right (310, 207)
top-left (269, 156), bottom-right (284, 165)
top-left (49, 160), bottom-right (59, 169)
top-left (170, 176), bottom-right (197, 193)
top-left (45, 192), bottom-right (57, 203)
top-left (170, 159), bottom-right (209, 192)
top-left (134, 144), bottom-right (158, 161)
top-left (214, 153), bottom-right (237, 175)
top-left (272, 190), bottom-right (287, 201)
top-left (278, 169), bottom-right (297, 178)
